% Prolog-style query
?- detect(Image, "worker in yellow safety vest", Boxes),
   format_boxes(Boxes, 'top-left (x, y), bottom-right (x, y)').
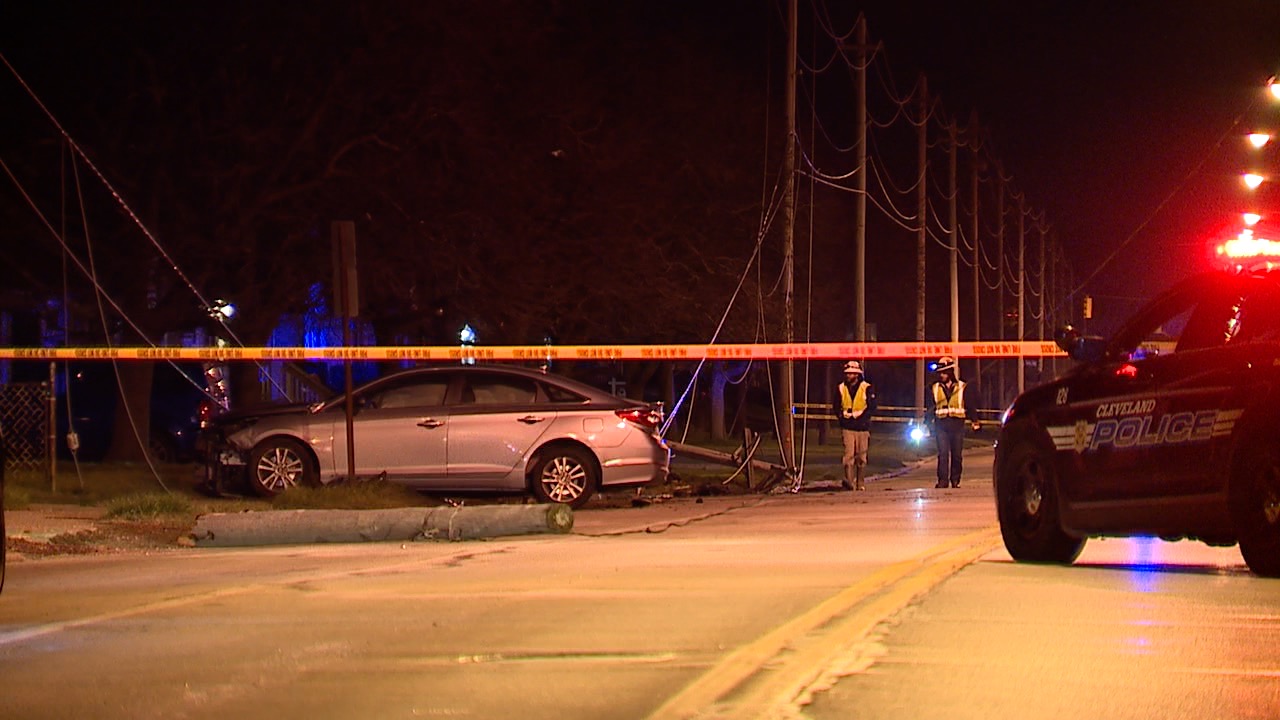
top-left (832, 360), bottom-right (877, 491)
top-left (924, 356), bottom-right (981, 488)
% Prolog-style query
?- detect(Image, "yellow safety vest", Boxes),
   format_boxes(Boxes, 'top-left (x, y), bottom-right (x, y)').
top-left (839, 382), bottom-right (869, 414)
top-left (932, 381), bottom-right (967, 419)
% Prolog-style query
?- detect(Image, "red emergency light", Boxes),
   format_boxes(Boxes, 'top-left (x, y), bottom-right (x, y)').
top-left (1216, 232), bottom-right (1280, 260)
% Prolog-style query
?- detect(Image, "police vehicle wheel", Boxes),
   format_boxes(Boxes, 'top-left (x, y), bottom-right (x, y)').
top-left (248, 438), bottom-right (318, 497)
top-left (529, 447), bottom-right (597, 509)
top-left (996, 438), bottom-right (1085, 564)
top-left (1232, 447), bottom-right (1280, 578)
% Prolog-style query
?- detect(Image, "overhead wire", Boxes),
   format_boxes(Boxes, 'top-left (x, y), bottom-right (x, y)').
top-left (69, 150), bottom-right (171, 492)
top-left (1066, 101), bottom-right (1250, 295)
top-left (662, 8), bottom-right (789, 442)
top-left (1, 50), bottom-right (292, 400)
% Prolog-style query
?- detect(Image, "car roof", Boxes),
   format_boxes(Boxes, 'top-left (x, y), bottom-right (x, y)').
top-left (321, 364), bottom-right (631, 407)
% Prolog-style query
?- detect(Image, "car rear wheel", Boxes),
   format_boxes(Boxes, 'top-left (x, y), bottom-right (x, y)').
top-left (530, 447), bottom-right (598, 509)
top-left (1232, 445), bottom-right (1280, 578)
top-left (248, 438), bottom-right (318, 496)
top-left (996, 436), bottom-right (1085, 564)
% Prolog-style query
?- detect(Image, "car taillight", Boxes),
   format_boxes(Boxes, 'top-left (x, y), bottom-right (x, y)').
top-left (616, 406), bottom-right (662, 431)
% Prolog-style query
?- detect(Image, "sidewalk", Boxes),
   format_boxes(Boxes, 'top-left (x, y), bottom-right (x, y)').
top-left (3, 445), bottom-right (995, 553)
top-left (6, 504), bottom-right (107, 542)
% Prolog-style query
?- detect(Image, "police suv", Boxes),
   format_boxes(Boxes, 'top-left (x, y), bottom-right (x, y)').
top-left (994, 266), bottom-right (1280, 577)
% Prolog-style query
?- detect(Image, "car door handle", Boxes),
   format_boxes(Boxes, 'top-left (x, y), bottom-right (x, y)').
top-left (417, 419), bottom-right (445, 429)
top-left (517, 415), bottom-right (546, 424)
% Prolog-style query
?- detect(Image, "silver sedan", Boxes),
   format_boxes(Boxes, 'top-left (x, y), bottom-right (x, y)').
top-left (201, 365), bottom-right (669, 508)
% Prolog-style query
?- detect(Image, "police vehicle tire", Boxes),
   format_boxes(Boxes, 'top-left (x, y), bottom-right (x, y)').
top-left (529, 446), bottom-right (598, 509)
top-left (248, 437), bottom-right (319, 497)
top-left (996, 436), bottom-right (1085, 564)
top-left (1231, 445), bottom-right (1280, 578)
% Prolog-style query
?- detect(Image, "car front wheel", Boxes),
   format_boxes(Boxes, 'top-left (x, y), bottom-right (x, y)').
top-left (1232, 445), bottom-right (1280, 578)
top-left (996, 434), bottom-right (1085, 564)
top-left (248, 438), bottom-right (318, 496)
top-left (530, 447), bottom-right (598, 509)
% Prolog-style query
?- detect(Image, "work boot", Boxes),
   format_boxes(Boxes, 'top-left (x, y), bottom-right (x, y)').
top-left (855, 467), bottom-right (865, 491)
top-left (841, 479), bottom-right (854, 491)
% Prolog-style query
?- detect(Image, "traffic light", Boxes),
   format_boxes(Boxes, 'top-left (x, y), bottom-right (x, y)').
top-left (1083, 296), bottom-right (1093, 319)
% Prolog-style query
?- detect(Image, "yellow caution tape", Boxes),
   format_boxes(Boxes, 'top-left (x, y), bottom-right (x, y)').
top-left (0, 341), bottom-right (1065, 361)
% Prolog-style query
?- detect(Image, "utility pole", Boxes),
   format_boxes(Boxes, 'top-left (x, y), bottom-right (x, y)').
top-left (1038, 219), bottom-right (1047, 383)
top-left (854, 17), bottom-right (868, 343)
top-left (948, 121), bottom-right (959, 350)
top-left (915, 75), bottom-right (928, 418)
top-left (1017, 197), bottom-right (1026, 395)
top-left (332, 220), bottom-right (359, 482)
top-left (778, 0), bottom-right (797, 473)
top-left (996, 169), bottom-right (1006, 407)
top-left (968, 114), bottom-right (981, 390)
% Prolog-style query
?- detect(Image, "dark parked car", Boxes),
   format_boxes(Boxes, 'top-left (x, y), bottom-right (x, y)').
top-left (995, 266), bottom-right (1280, 577)
top-left (201, 365), bottom-right (669, 508)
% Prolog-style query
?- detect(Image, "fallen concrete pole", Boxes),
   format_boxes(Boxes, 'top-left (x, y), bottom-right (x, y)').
top-left (188, 504), bottom-right (574, 548)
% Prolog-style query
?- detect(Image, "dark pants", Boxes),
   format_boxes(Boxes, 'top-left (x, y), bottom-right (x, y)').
top-left (934, 419), bottom-right (965, 487)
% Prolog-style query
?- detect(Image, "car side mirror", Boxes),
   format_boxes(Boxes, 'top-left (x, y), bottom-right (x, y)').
top-left (1054, 324), bottom-right (1106, 363)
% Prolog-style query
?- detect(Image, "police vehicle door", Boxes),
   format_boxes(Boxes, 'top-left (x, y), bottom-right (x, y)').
top-left (1078, 276), bottom-right (1242, 503)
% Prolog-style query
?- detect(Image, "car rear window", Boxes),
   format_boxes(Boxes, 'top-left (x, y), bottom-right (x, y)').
top-left (543, 383), bottom-right (589, 403)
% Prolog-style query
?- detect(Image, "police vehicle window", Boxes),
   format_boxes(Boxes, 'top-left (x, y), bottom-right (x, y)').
top-left (1174, 291), bottom-right (1241, 353)
top-left (464, 376), bottom-right (538, 405)
top-left (1110, 284), bottom-right (1197, 360)
top-left (1129, 307), bottom-right (1194, 359)
top-left (1228, 284), bottom-right (1280, 344)
top-left (1120, 303), bottom-right (1197, 361)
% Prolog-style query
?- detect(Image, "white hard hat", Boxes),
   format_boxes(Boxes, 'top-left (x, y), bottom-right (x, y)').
top-left (935, 356), bottom-right (956, 373)
top-left (843, 360), bottom-right (863, 374)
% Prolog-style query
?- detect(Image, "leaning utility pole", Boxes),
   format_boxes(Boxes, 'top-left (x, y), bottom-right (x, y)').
top-left (778, 0), bottom-right (797, 472)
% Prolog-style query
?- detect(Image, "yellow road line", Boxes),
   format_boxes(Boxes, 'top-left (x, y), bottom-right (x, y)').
top-left (647, 525), bottom-right (1002, 720)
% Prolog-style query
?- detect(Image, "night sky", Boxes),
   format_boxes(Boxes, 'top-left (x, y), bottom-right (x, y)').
top-left (865, 1), bottom-right (1280, 328)
top-left (4, 1), bottom-right (1280, 340)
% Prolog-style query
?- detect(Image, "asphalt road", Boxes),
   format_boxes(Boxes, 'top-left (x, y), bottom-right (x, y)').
top-left (0, 445), bottom-right (1275, 719)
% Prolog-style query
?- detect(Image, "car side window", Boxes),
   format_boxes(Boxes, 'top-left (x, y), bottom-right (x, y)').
top-left (543, 383), bottom-right (588, 403)
top-left (1112, 278), bottom-right (1241, 360)
top-left (1228, 283), bottom-right (1280, 344)
top-left (1174, 293), bottom-right (1240, 353)
top-left (372, 379), bottom-right (449, 409)
top-left (1115, 293), bottom-right (1198, 361)
top-left (462, 376), bottom-right (538, 405)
